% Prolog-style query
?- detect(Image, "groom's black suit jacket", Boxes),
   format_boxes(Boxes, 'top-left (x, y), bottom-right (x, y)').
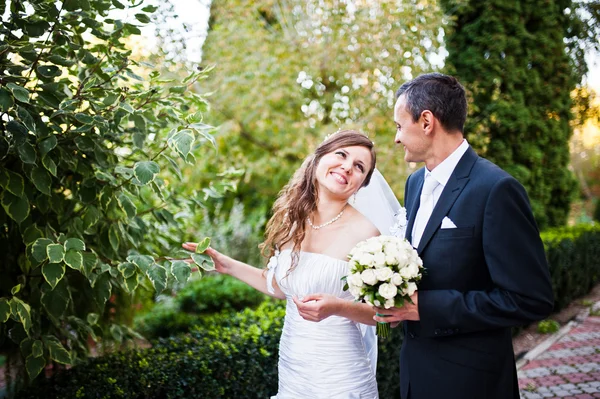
top-left (400, 147), bottom-right (554, 399)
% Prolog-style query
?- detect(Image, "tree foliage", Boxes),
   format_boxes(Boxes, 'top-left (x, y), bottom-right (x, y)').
top-left (441, 0), bottom-right (600, 228)
top-left (0, 0), bottom-right (227, 392)
top-left (199, 0), bottom-right (445, 210)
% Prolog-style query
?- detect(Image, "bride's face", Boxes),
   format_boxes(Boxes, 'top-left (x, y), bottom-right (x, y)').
top-left (314, 145), bottom-right (373, 199)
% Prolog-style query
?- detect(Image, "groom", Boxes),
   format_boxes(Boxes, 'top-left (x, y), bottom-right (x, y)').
top-left (374, 73), bottom-right (554, 399)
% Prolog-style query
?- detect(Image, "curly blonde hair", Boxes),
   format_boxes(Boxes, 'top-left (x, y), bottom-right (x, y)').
top-left (260, 130), bottom-right (376, 270)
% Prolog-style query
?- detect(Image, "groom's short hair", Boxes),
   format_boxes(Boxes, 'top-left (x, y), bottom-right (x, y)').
top-left (395, 73), bottom-right (467, 134)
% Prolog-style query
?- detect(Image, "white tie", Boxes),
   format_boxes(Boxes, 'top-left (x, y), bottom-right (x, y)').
top-left (412, 173), bottom-right (440, 248)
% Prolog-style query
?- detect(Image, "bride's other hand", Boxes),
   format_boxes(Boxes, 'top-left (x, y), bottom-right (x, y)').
top-left (181, 243), bottom-right (231, 274)
top-left (293, 294), bottom-right (342, 322)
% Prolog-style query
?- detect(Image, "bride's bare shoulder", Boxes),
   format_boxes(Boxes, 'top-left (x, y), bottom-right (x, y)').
top-left (345, 207), bottom-right (380, 243)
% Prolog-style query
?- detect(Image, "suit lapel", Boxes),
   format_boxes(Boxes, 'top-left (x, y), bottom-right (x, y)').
top-left (405, 169), bottom-right (424, 242)
top-left (416, 147), bottom-right (478, 254)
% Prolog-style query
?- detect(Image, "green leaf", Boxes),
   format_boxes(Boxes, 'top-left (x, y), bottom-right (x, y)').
top-left (2, 169), bottom-right (25, 197)
top-left (11, 284), bottom-right (21, 295)
top-left (23, 224), bottom-right (43, 245)
top-left (111, 0), bottom-right (125, 9)
top-left (119, 102), bottom-right (134, 113)
top-left (167, 129), bottom-right (194, 159)
top-left (41, 280), bottom-right (70, 320)
top-left (123, 274), bottom-right (139, 293)
top-left (43, 335), bottom-right (71, 364)
top-left (11, 298), bottom-right (32, 335)
top-left (190, 123), bottom-right (217, 149)
top-left (32, 238), bottom-right (53, 262)
top-left (39, 135), bottom-right (57, 156)
top-left (23, 20), bottom-right (50, 37)
top-left (64, 238), bottom-right (85, 251)
top-left (37, 65), bottom-right (61, 78)
top-left (117, 262), bottom-right (136, 279)
top-left (1, 191), bottom-right (30, 223)
top-left (0, 298), bottom-right (11, 323)
top-left (64, 250), bottom-right (83, 270)
top-left (30, 166), bottom-right (52, 196)
top-left (108, 225), bottom-right (119, 252)
top-left (161, 154), bottom-right (183, 180)
top-left (117, 193), bottom-right (137, 218)
top-left (127, 254), bottom-right (154, 273)
top-left (7, 120), bottom-right (28, 145)
top-left (82, 252), bottom-right (98, 277)
top-left (42, 262), bottom-right (65, 289)
top-left (32, 340), bottom-right (43, 357)
top-left (25, 355), bottom-right (46, 379)
top-left (141, 5), bottom-right (159, 12)
top-left (7, 83), bottom-right (30, 103)
top-left (83, 206), bottom-right (100, 229)
top-left (146, 264), bottom-right (168, 293)
top-left (87, 313), bottom-right (99, 325)
top-left (42, 155), bottom-right (57, 177)
top-left (18, 141), bottom-right (37, 164)
top-left (18, 106), bottom-right (36, 134)
top-left (133, 161), bottom-right (160, 185)
top-left (75, 113), bottom-right (94, 124)
top-left (195, 237), bottom-right (211, 253)
top-left (191, 253), bottom-right (215, 271)
top-left (46, 244), bottom-right (64, 263)
top-left (171, 260), bottom-right (191, 284)
top-left (135, 13), bottom-right (151, 23)
top-left (110, 325), bottom-right (123, 343)
top-left (48, 55), bottom-right (75, 67)
top-left (74, 136), bottom-right (95, 152)
top-left (0, 88), bottom-right (14, 112)
top-left (93, 272), bottom-right (111, 309)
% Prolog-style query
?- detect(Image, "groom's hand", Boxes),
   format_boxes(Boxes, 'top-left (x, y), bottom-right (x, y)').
top-left (373, 292), bottom-right (419, 326)
top-left (293, 294), bottom-right (341, 322)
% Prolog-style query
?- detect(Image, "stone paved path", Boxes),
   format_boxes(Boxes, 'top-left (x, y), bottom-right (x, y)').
top-left (519, 312), bottom-right (600, 399)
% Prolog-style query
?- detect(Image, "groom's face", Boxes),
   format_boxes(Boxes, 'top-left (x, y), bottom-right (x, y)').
top-left (394, 95), bottom-right (429, 163)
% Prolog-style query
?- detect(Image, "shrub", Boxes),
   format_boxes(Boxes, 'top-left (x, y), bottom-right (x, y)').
top-left (134, 274), bottom-right (268, 339)
top-left (542, 224), bottom-right (600, 310)
top-left (177, 273), bottom-right (267, 315)
top-left (17, 301), bottom-right (285, 399)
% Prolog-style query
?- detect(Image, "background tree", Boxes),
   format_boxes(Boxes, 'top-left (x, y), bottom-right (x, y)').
top-left (0, 0), bottom-right (229, 393)
top-left (198, 0), bottom-right (446, 214)
top-left (440, 0), bottom-right (600, 229)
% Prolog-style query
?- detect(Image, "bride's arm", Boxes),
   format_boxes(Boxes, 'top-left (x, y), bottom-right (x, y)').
top-left (182, 243), bottom-right (286, 300)
top-left (293, 295), bottom-right (376, 325)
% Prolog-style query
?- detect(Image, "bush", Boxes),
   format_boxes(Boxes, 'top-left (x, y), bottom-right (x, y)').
top-left (542, 224), bottom-right (600, 310)
top-left (178, 273), bottom-right (267, 315)
top-left (134, 274), bottom-right (268, 339)
top-left (18, 225), bottom-right (600, 398)
top-left (594, 199), bottom-right (600, 223)
top-left (17, 301), bottom-right (285, 399)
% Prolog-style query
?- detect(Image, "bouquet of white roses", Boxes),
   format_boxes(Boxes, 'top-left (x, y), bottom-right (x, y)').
top-left (343, 235), bottom-right (424, 338)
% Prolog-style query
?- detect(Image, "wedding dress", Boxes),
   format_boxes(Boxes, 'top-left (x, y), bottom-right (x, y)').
top-left (266, 248), bottom-right (379, 399)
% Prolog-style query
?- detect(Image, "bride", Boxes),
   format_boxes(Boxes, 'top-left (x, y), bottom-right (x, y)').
top-left (183, 130), bottom-right (402, 398)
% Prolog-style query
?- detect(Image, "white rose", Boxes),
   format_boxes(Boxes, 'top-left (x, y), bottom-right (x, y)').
top-left (349, 285), bottom-right (363, 298)
top-left (391, 272), bottom-right (403, 286)
top-left (407, 282), bottom-right (418, 296)
top-left (399, 266), bottom-right (413, 279)
top-left (385, 254), bottom-right (398, 265)
top-left (375, 267), bottom-right (393, 282)
top-left (366, 241), bottom-right (383, 253)
top-left (359, 253), bottom-right (375, 267)
top-left (361, 269), bottom-right (378, 285)
top-left (348, 273), bottom-right (364, 288)
top-left (374, 299), bottom-right (381, 307)
top-left (378, 283), bottom-right (398, 299)
top-left (373, 251), bottom-right (386, 268)
top-left (384, 298), bottom-right (395, 309)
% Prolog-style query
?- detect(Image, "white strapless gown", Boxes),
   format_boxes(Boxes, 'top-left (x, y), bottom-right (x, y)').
top-left (266, 249), bottom-right (379, 399)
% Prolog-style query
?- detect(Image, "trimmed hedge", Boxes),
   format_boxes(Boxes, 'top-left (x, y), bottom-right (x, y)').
top-left (17, 225), bottom-right (600, 398)
top-left (17, 301), bottom-right (285, 399)
top-left (134, 274), bottom-right (267, 339)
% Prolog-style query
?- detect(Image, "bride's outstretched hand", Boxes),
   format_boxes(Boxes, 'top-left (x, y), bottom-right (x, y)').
top-left (293, 294), bottom-right (342, 322)
top-left (181, 243), bottom-right (231, 274)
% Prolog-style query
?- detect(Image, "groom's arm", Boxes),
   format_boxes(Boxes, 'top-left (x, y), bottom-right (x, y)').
top-left (417, 176), bottom-right (554, 337)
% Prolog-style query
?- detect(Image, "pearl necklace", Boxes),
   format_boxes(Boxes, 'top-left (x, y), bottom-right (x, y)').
top-left (307, 206), bottom-right (346, 230)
